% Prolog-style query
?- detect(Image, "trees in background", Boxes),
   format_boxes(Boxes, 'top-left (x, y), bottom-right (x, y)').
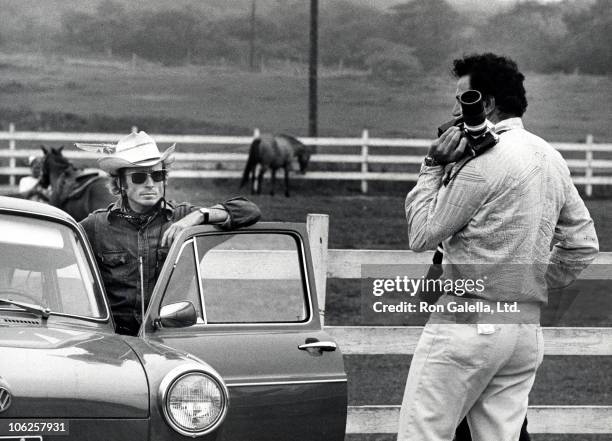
top-left (470, 1), bottom-right (574, 73)
top-left (383, 0), bottom-right (462, 72)
top-left (363, 38), bottom-right (423, 82)
top-left (8, 0), bottom-right (609, 76)
top-left (61, 1), bottom-right (208, 65)
top-left (61, 1), bottom-right (132, 57)
top-left (317, 1), bottom-right (386, 68)
top-left (135, 8), bottom-right (202, 64)
top-left (562, 0), bottom-right (611, 74)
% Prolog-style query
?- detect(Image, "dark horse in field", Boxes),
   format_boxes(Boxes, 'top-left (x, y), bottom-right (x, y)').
top-left (39, 145), bottom-right (116, 221)
top-left (240, 133), bottom-right (310, 197)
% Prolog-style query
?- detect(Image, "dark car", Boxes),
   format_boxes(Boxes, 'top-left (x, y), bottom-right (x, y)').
top-left (0, 196), bottom-right (347, 440)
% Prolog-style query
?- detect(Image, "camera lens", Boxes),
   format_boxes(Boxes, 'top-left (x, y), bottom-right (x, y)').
top-left (459, 90), bottom-right (487, 136)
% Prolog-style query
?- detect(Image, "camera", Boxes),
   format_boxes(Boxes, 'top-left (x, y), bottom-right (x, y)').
top-left (437, 89), bottom-right (498, 157)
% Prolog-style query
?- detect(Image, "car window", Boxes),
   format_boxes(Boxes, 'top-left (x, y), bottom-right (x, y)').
top-left (196, 233), bottom-right (308, 324)
top-left (0, 214), bottom-right (105, 319)
top-left (159, 232), bottom-right (309, 325)
top-left (8, 269), bottom-right (44, 301)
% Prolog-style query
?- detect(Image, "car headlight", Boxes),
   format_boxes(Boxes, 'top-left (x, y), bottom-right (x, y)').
top-left (160, 368), bottom-right (229, 437)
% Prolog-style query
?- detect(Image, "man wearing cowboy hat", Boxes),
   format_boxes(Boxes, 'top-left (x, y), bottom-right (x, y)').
top-left (79, 131), bottom-right (261, 335)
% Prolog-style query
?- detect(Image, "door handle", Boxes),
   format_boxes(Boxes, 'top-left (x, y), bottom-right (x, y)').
top-left (298, 340), bottom-right (337, 352)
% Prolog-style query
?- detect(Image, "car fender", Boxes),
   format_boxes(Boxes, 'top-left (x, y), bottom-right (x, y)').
top-left (121, 336), bottom-right (228, 441)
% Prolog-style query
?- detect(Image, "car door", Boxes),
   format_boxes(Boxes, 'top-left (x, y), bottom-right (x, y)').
top-left (141, 223), bottom-right (347, 441)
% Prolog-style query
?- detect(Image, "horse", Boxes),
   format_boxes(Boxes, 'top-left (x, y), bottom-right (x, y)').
top-left (3, 156), bottom-right (50, 202)
top-left (39, 145), bottom-right (116, 221)
top-left (240, 133), bottom-right (311, 197)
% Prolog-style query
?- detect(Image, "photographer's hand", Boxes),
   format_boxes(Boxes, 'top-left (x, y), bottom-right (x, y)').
top-left (428, 126), bottom-right (468, 165)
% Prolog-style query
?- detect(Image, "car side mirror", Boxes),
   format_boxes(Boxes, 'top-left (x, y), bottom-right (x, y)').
top-left (156, 301), bottom-right (197, 329)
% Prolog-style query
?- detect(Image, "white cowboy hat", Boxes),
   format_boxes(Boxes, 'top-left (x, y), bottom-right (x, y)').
top-left (75, 131), bottom-right (175, 175)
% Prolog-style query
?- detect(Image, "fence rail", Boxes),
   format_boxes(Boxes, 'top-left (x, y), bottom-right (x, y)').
top-left (344, 405), bottom-right (612, 435)
top-left (303, 214), bottom-right (612, 435)
top-left (0, 128), bottom-right (611, 195)
top-left (326, 326), bottom-right (612, 357)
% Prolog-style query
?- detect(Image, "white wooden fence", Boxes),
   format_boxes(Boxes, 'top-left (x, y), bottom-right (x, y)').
top-left (304, 214), bottom-right (612, 435)
top-left (0, 127), bottom-right (611, 196)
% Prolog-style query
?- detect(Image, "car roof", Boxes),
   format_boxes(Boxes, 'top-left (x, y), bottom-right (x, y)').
top-left (0, 196), bottom-right (77, 224)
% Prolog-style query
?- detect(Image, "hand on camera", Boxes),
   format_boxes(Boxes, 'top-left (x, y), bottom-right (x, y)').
top-left (428, 126), bottom-right (469, 165)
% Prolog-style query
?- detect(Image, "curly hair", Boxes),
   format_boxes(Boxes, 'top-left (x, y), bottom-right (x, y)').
top-left (453, 53), bottom-right (527, 117)
top-left (106, 162), bottom-right (170, 195)
top-left (108, 176), bottom-right (122, 195)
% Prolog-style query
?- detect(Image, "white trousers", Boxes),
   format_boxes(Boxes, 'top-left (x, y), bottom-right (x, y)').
top-left (397, 323), bottom-right (544, 441)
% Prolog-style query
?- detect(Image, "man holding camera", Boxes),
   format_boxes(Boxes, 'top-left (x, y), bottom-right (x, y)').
top-left (399, 53), bottom-right (598, 440)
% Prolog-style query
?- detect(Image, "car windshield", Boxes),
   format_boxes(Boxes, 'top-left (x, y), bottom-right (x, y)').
top-left (0, 213), bottom-right (105, 319)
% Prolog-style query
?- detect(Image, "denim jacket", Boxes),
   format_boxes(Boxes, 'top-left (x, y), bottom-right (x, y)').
top-left (405, 118), bottom-right (599, 303)
top-left (80, 197), bottom-right (261, 322)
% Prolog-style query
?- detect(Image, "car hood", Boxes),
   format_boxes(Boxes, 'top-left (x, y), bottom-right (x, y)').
top-left (0, 326), bottom-right (149, 418)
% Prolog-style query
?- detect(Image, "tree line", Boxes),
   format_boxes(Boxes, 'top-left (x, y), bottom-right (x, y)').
top-left (4, 0), bottom-right (610, 78)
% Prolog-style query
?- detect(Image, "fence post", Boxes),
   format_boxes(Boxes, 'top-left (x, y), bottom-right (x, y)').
top-left (361, 129), bottom-right (369, 194)
top-left (306, 213), bottom-right (329, 325)
top-left (249, 129), bottom-right (261, 192)
top-left (8, 123), bottom-right (15, 187)
top-left (585, 134), bottom-right (593, 197)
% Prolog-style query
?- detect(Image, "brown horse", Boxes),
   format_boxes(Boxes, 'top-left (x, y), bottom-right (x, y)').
top-left (39, 145), bottom-right (116, 221)
top-left (240, 133), bottom-right (310, 197)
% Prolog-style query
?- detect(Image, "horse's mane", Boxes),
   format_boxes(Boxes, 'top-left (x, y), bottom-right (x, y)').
top-left (277, 133), bottom-right (306, 153)
top-left (47, 148), bottom-right (78, 174)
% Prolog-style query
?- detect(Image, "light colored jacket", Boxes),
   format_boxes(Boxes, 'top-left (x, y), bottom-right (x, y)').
top-left (405, 118), bottom-right (599, 303)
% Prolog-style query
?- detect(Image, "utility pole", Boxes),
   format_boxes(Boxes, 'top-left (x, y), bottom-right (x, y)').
top-left (249, 0), bottom-right (256, 71)
top-left (309, 0), bottom-right (318, 137)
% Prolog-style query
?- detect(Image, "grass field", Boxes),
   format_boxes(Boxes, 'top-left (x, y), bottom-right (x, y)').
top-left (0, 52), bottom-right (610, 142)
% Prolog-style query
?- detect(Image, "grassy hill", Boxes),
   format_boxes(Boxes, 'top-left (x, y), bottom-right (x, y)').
top-left (0, 52), bottom-right (610, 142)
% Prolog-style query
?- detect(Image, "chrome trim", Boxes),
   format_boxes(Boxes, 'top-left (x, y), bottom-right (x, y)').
top-left (192, 238), bottom-right (207, 324)
top-left (227, 378), bottom-right (347, 387)
top-left (159, 365), bottom-right (229, 437)
top-left (188, 231), bottom-right (314, 327)
top-left (0, 437), bottom-right (41, 440)
top-left (0, 387), bottom-right (11, 413)
top-left (299, 230), bottom-right (315, 323)
top-left (0, 206), bottom-right (75, 225)
top-left (298, 341), bottom-right (338, 351)
top-left (174, 240), bottom-right (192, 267)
